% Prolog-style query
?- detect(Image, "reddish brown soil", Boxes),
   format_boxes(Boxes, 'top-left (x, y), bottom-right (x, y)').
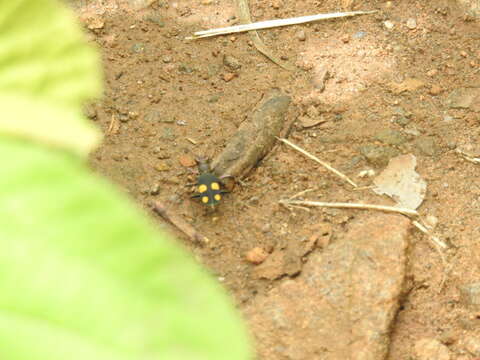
top-left (74, 0), bottom-right (480, 358)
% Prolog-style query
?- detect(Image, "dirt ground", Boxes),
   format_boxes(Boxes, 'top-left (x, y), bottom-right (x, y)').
top-left (72, 0), bottom-right (480, 358)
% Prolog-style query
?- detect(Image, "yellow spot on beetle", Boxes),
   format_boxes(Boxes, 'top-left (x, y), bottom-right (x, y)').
top-left (198, 184), bottom-right (208, 193)
top-left (211, 182), bottom-right (220, 190)
top-left (202, 196), bottom-right (209, 204)
top-left (214, 194), bottom-right (221, 201)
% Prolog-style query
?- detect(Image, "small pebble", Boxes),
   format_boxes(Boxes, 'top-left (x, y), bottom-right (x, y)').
top-left (223, 55), bottom-right (242, 71)
top-left (427, 69), bottom-right (438, 77)
top-left (150, 183), bottom-right (160, 195)
top-left (384, 20), bottom-right (394, 29)
top-left (223, 73), bottom-right (236, 82)
top-left (406, 18), bottom-right (417, 29)
top-left (296, 29), bottom-right (306, 41)
top-left (341, 34), bottom-right (350, 43)
top-left (429, 85), bottom-right (443, 96)
top-left (353, 31), bottom-right (366, 39)
top-left (178, 154), bottom-right (197, 167)
top-left (246, 247), bottom-right (269, 265)
top-left (155, 161), bottom-right (170, 172)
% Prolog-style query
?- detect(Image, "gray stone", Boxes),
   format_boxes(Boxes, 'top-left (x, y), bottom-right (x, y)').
top-left (414, 137), bottom-right (439, 156)
top-left (223, 55), bottom-right (242, 71)
top-left (375, 129), bottom-right (407, 146)
top-left (246, 214), bottom-right (411, 360)
top-left (460, 282), bottom-right (480, 308)
top-left (447, 88), bottom-right (480, 111)
top-left (131, 43), bottom-right (145, 53)
top-left (359, 145), bottom-right (400, 166)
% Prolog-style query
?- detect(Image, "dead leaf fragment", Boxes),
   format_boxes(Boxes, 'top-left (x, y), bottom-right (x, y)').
top-left (373, 154), bottom-right (426, 210)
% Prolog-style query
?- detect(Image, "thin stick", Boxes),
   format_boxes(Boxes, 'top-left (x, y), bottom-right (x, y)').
top-left (412, 220), bottom-right (449, 292)
top-left (456, 148), bottom-right (480, 164)
top-left (412, 220), bottom-right (447, 249)
top-left (186, 10), bottom-right (377, 40)
top-left (277, 137), bottom-right (358, 188)
top-left (236, 0), bottom-right (294, 71)
top-left (288, 188), bottom-right (315, 200)
top-left (280, 199), bottom-right (419, 217)
top-left (151, 201), bottom-right (210, 245)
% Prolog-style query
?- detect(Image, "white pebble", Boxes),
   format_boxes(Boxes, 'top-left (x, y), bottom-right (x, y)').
top-left (384, 20), bottom-right (394, 29)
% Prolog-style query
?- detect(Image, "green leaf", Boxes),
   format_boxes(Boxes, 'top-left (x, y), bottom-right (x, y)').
top-left (0, 0), bottom-right (252, 359)
top-left (0, 0), bottom-right (102, 155)
top-left (0, 137), bottom-right (253, 360)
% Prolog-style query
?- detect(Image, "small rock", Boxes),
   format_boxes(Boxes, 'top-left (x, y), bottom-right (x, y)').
top-left (406, 18), bottom-right (417, 29)
top-left (359, 145), bottom-right (400, 166)
top-left (223, 55), bottom-right (242, 71)
top-left (375, 129), bottom-right (408, 146)
top-left (155, 161), bottom-right (170, 172)
top-left (460, 282), bottom-right (480, 308)
top-left (223, 73), bottom-right (236, 82)
top-left (246, 247), bottom-right (269, 265)
top-left (162, 55), bottom-right (172, 63)
top-left (83, 104), bottom-right (97, 120)
top-left (161, 127), bottom-right (176, 141)
top-left (178, 154), bottom-right (196, 167)
top-left (463, 335), bottom-right (480, 356)
top-left (389, 78), bottom-right (425, 94)
top-left (144, 109), bottom-right (174, 123)
top-left (353, 31), bottom-right (367, 39)
top-left (447, 88), bottom-right (480, 111)
top-left (207, 94), bottom-right (221, 103)
top-left (131, 43), bottom-right (145, 53)
top-left (415, 338), bottom-right (450, 360)
top-left (144, 14), bottom-right (165, 27)
top-left (312, 65), bottom-right (329, 91)
top-left (414, 137), bottom-right (439, 156)
top-left (427, 69), bottom-right (438, 77)
top-left (82, 14), bottom-right (105, 30)
top-left (384, 20), bottom-right (395, 29)
top-left (150, 183), bottom-right (160, 195)
top-left (341, 34), bottom-right (350, 43)
top-left (271, 0), bottom-right (281, 9)
top-left (430, 84), bottom-right (443, 96)
top-left (296, 29), bottom-right (306, 41)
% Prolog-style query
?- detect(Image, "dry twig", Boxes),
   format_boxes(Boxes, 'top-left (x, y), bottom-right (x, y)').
top-left (151, 201), bottom-right (210, 245)
top-left (235, 0), bottom-right (294, 71)
top-left (280, 199), bottom-right (418, 217)
top-left (277, 137), bottom-right (358, 188)
top-left (186, 9), bottom-right (377, 40)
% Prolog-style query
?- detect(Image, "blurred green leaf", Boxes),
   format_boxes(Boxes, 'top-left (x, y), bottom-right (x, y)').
top-left (0, 1), bottom-right (253, 359)
top-left (0, 138), bottom-right (252, 360)
top-left (0, 0), bottom-right (102, 155)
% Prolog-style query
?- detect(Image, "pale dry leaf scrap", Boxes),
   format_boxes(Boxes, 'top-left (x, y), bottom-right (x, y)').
top-left (373, 154), bottom-right (427, 210)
